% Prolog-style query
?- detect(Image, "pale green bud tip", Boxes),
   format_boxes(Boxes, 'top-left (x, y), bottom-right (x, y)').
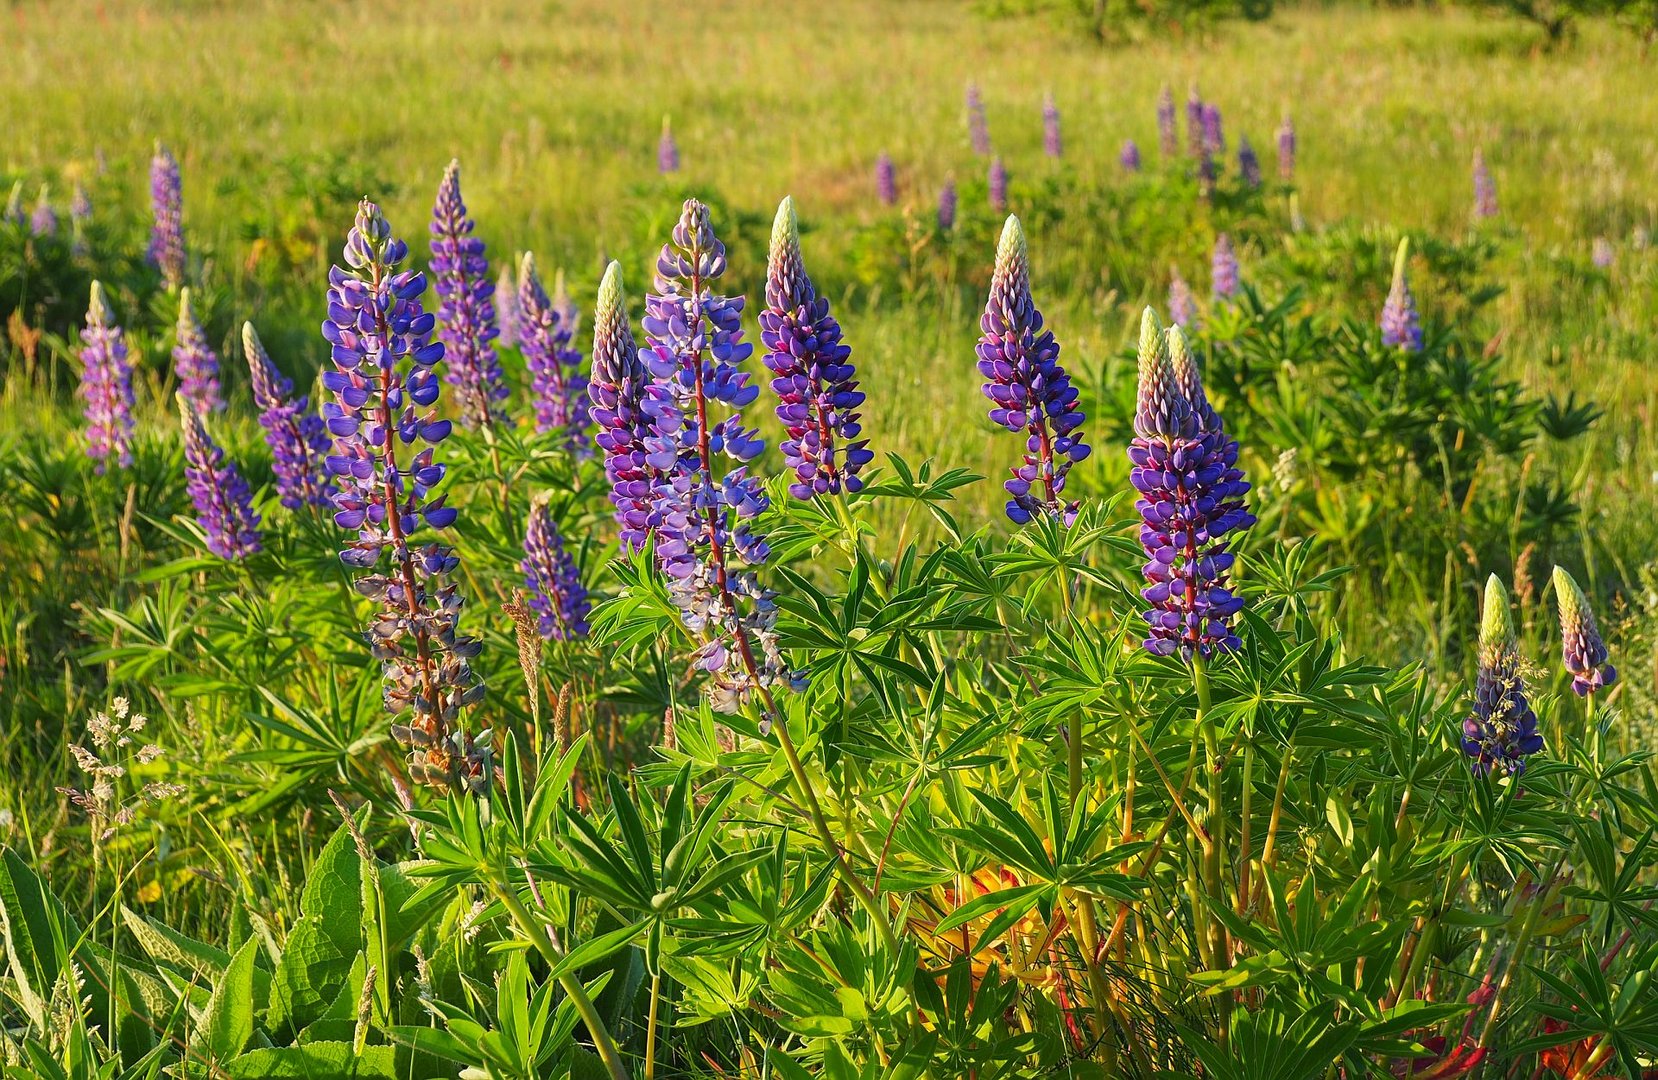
top-left (242, 321), bottom-right (261, 354)
top-left (1391, 237), bottom-right (1411, 288)
top-left (1137, 307), bottom-right (1165, 362)
top-left (1166, 323), bottom-right (1192, 368)
top-left (89, 280), bottom-right (112, 323)
top-left (175, 391), bottom-right (196, 427)
top-left (1480, 574), bottom-right (1513, 649)
top-left (996, 215), bottom-right (1026, 267)
top-left (1552, 566), bottom-right (1589, 621)
top-left (769, 196), bottom-right (799, 261)
top-left (518, 251), bottom-right (538, 287)
top-left (178, 286), bottom-right (195, 320)
top-left (597, 261), bottom-right (624, 313)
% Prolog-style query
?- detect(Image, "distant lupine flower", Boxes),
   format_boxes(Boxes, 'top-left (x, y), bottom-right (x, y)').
top-left (1212, 233), bottom-right (1239, 300)
top-left (1591, 237), bottom-right (1614, 269)
top-left (1185, 86), bottom-right (1205, 158)
top-left (519, 253), bottom-right (589, 450)
top-left (1197, 146), bottom-right (1216, 198)
top-left (1276, 114), bottom-right (1296, 183)
top-left (659, 116), bottom-right (680, 174)
top-left (177, 394), bottom-right (262, 560)
top-left (30, 186), bottom-right (56, 237)
top-left (1201, 103), bottom-right (1225, 157)
top-left (1128, 309), bottom-right (1254, 658)
top-left (762, 197), bottom-right (872, 500)
top-left (1380, 237), bottom-right (1423, 352)
top-left (148, 143), bottom-right (186, 290)
top-left (989, 156), bottom-right (1008, 213)
top-left (1042, 92), bottom-right (1062, 158)
top-left (644, 198), bottom-right (803, 717)
top-left (495, 265), bottom-right (520, 349)
top-left (1553, 567), bottom-right (1616, 696)
top-left (977, 216), bottom-right (1090, 525)
top-left (1120, 139), bottom-right (1142, 172)
top-left (1473, 149), bottom-right (1498, 219)
top-left (2, 181), bottom-right (21, 225)
top-left (588, 261), bottom-right (679, 552)
top-left (1157, 85), bottom-right (1179, 158)
top-left (938, 178), bottom-right (958, 231)
top-left (875, 152), bottom-right (897, 206)
top-left (173, 288), bottom-right (225, 412)
top-left (1168, 266), bottom-right (1196, 329)
top-left (1463, 575), bottom-right (1542, 777)
top-left (69, 184), bottom-right (91, 257)
top-left (522, 494), bottom-right (590, 640)
top-left (967, 81), bottom-right (992, 155)
top-left (429, 160), bottom-right (508, 428)
top-left (244, 321), bottom-right (333, 509)
top-left (78, 281), bottom-right (136, 472)
top-left (1237, 137), bottom-right (1261, 188)
top-left (320, 198), bottom-right (489, 796)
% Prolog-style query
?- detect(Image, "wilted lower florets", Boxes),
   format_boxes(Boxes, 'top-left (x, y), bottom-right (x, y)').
top-left (1553, 567), bottom-right (1616, 696)
top-left (177, 393), bottom-right (262, 560)
top-left (520, 253), bottom-right (590, 451)
top-left (430, 160), bottom-right (508, 428)
top-left (78, 281), bottom-right (136, 473)
top-left (522, 494), bottom-right (590, 641)
top-left (1463, 575), bottom-right (1542, 776)
top-left (244, 322), bottom-right (334, 509)
top-left (173, 287), bottom-right (225, 412)
top-left (148, 143), bottom-right (186, 290)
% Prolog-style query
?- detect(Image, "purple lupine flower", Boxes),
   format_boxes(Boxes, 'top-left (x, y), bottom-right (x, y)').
top-left (1212, 234), bottom-right (1239, 301)
top-left (875, 152), bottom-right (897, 206)
top-left (1120, 139), bottom-right (1142, 173)
top-left (938, 178), bottom-right (958, 231)
top-left (1157, 85), bottom-right (1179, 159)
top-left (1553, 567), bottom-right (1616, 696)
top-left (30, 186), bottom-right (56, 237)
top-left (1128, 309), bottom-right (1254, 659)
top-left (177, 393), bottom-right (261, 560)
top-left (1380, 238), bottom-right (1423, 352)
top-left (1168, 266), bottom-right (1196, 329)
top-left (967, 81), bottom-right (992, 156)
top-left (148, 143), bottom-right (185, 290)
top-left (1592, 237), bottom-right (1614, 269)
top-left (977, 216), bottom-right (1091, 526)
top-left (643, 198), bottom-right (803, 718)
top-left (1185, 86), bottom-right (1205, 159)
top-left (522, 493), bottom-right (590, 640)
top-left (173, 288), bottom-right (225, 412)
top-left (320, 198), bottom-right (490, 796)
top-left (1473, 149), bottom-right (1498, 219)
top-left (1197, 144), bottom-right (1216, 198)
top-left (659, 116), bottom-right (680, 174)
top-left (989, 156), bottom-right (1008, 213)
top-left (78, 281), bottom-right (136, 473)
top-left (1463, 575), bottom-right (1542, 777)
top-left (1237, 137), bottom-right (1261, 189)
top-left (1201, 103), bottom-right (1225, 158)
top-left (495, 265), bottom-right (520, 349)
top-left (588, 261), bottom-right (680, 552)
top-left (1276, 114), bottom-right (1296, 183)
top-left (1042, 92), bottom-right (1062, 158)
top-left (761, 197), bottom-right (872, 500)
top-left (430, 160), bottom-right (508, 428)
top-left (244, 322), bottom-right (334, 510)
top-left (519, 253), bottom-right (589, 450)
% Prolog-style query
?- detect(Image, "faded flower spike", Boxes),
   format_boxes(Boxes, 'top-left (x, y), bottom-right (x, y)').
top-left (1128, 310), bottom-right (1255, 659)
top-left (875, 152), bottom-right (897, 206)
top-left (1473, 149), bottom-right (1498, 219)
top-left (1463, 575), bottom-right (1542, 776)
top-left (522, 494), bottom-right (591, 641)
top-left (1380, 237), bottom-right (1423, 352)
top-left (244, 322), bottom-right (333, 509)
top-left (1168, 266), bottom-right (1196, 329)
top-left (977, 216), bottom-right (1090, 525)
top-left (659, 115), bottom-right (680, 174)
top-left (761, 197), bottom-right (872, 499)
top-left (1553, 567), bottom-right (1616, 696)
top-left (967, 81), bottom-right (992, 155)
top-left (938, 178), bottom-right (958, 231)
top-left (148, 142), bottom-right (186, 290)
top-left (1120, 139), bottom-right (1142, 173)
top-left (1042, 92), bottom-right (1062, 158)
top-left (989, 156), bottom-right (1008, 213)
top-left (1157, 85), bottom-right (1179, 159)
top-left (79, 281), bottom-right (137, 473)
top-left (1212, 233), bottom-right (1239, 300)
top-left (519, 253), bottom-right (590, 451)
top-left (430, 160), bottom-right (508, 428)
top-left (177, 394), bottom-right (262, 560)
top-left (1276, 114), bottom-right (1296, 183)
top-left (173, 287), bottom-right (225, 412)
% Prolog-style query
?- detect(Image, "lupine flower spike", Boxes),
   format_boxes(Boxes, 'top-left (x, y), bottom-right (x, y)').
top-left (761, 197), bottom-right (871, 499)
top-left (495, 265), bottom-right (520, 349)
top-left (1201, 104), bottom-right (1225, 157)
top-left (659, 115), bottom-right (680, 174)
top-left (519, 253), bottom-right (590, 451)
top-left (244, 322), bottom-right (333, 509)
top-left (1462, 575), bottom-right (1542, 776)
top-left (875, 152), bottom-right (897, 206)
top-left (967, 81), bottom-right (992, 155)
top-left (173, 287), bottom-right (225, 412)
top-left (1042, 92), bottom-right (1062, 158)
top-left (79, 281), bottom-right (136, 472)
top-left (643, 199), bottom-right (804, 718)
top-left (30, 186), bottom-right (56, 238)
top-left (1157, 85), bottom-right (1179, 159)
top-left (1276, 114), bottom-right (1296, 183)
top-left (1120, 140), bottom-right (1142, 173)
top-left (1128, 310), bottom-right (1254, 658)
top-left (522, 493), bottom-right (590, 641)
top-left (1237, 137), bottom-right (1261, 188)
top-left (938, 178), bottom-right (958, 231)
top-left (177, 394), bottom-right (262, 560)
top-left (430, 160), bottom-right (508, 428)
top-left (1553, 567), bottom-right (1616, 696)
top-left (320, 198), bottom-right (490, 795)
top-left (1168, 266), bottom-right (1196, 329)
top-left (1212, 234), bottom-right (1239, 301)
top-left (1185, 85), bottom-right (1205, 158)
top-left (1380, 237), bottom-right (1423, 352)
top-left (1473, 149), bottom-right (1498, 219)
top-left (989, 156), bottom-right (1009, 213)
top-left (148, 143), bottom-right (186, 290)
top-left (977, 216), bottom-right (1090, 525)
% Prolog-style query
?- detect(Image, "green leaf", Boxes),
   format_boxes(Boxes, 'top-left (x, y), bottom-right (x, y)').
top-left (223, 1042), bottom-right (397, 1079)
top-left (201, 937), bottom-right (260, 1062)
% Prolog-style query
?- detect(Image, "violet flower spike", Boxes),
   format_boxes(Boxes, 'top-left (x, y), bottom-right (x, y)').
top-left (1276, 114), bottom-right (1296, 183)
top-left (1380, 238), bottom-right (1423, 352)
top-left (989, 156), bottom-right (1009, 213)
top-left (173, 287), bottom-right (225, 412)
top-left (1120, 139), bottom-right (1142, 173)
top-left (244, 321), bottom-right (334, 510)
top-left (875, 152), bottom-right (896, 206)
top-left (1042, 92), bottom-right (1062, 158)
top-left (977, 216), bottom-right (1091, 526)
top-left (1201, 103), bottom-right (1225, 157)
top-left (1157, 85), bottom-right (1179, 159)
top-left (30, 186), bottom-right (57, 238)
top-left (1185, 86), bottom-right (1205, 158)
top-left (148, 142), bottom-right (186, 290)
top-left (1462, 575), bottom-right (1542, 776)
top-left (659, 115), bottom-right (680, 174)
top-left (495, 265), bottom-right (520, 349)
top-left (938, 178), bottom-right (958, 231)
top-left (1237, 137), bottom-right (1261, 189)
top-left (761, 197), bottom-right (872, 500)
top-left (519, 252), bottom-right (590, 452)
top-left (177, 393), bottom-right (262, 560)
top-left (78, 281), bottom-right (136, 473)
top-left (1473, 149), bottom-right (1498, 219)
top-left (1212, 233), bottom-right (1239, 301)
top-left (320, 198), bottom-right (490, 796)
top-left (967, 81), bottom-right (992, 155)
top-left (1553, 567), bottom-right (1616, 696)
top-left (522, 493), bottom-right (590, 641)
top-left (429, 160), bottom-right (508, 428)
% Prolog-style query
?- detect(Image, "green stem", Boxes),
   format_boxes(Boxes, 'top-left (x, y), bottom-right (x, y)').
top-left (644, 968), bottom-right (662, 1080)
top-left (1194, 658), bottom-right (1231, 1044)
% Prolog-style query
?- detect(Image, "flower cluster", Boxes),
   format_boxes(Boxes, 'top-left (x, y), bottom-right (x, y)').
top-left (177, 393), bottom-right (262, 560)
top-left (1120, 140), bottom-right (1142, 172)
top-left (320, 199), bottom-right (489, 796)
top-left (989, 156), bottom-right (1008, 213)
top-left (244, 322), bottom-right (334, 509)
top-left (1552, 567), bottom-right (1616, 696)
top-left (1157, 85), bottom-right (1178, 159)
top-left (967, 81), bottom-right (992, 155)
top-left (761, 197), bottom-right (872, 499)
top-left (78, 281), bottom-right (136, 472)
top-left (522, 494), bottom-right (591, 641)
top-left (1380, 238), bottom-right (1423, 352)
top-left (938, 178), bottom-right (957, 231)
top-left (1462, 576), bottom-right (1542, 776)
top-left (1212, 234), bottom-right (1239, 300)
top-left (977, 216), bottom-right (1090, 525)
top-left (1201, 104), bottom-right (1225, 157)
top-left (1042, 92), bottom-right (1062, 158)
top-left (173, 288), bottom-right (225, 412)
top-left (430, 160), bottom-right (508, 428)
top-left (56, 698), bottom-right (185, 843)
top-left (1128, 309), bottom-right (1254, 658)
top-left (1473, 149), bottom-right (1498, 219)
top-left (659, 116), bottom-right (680, 174)
top-left (1237, 137), bottom-right (1261, 188)
top-left (1276, 114), bottom-right (1296, 183)
top-left (876, 153), bottom-right (896, 206)
top-left (1185, 86), bottom-right (1205, 158)
top-left (519, 253), bottom-right (590, 450)
top-left (148, 143), bottom-right (186, 290)
top-left (31, 186), bottom-right (56, 237)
